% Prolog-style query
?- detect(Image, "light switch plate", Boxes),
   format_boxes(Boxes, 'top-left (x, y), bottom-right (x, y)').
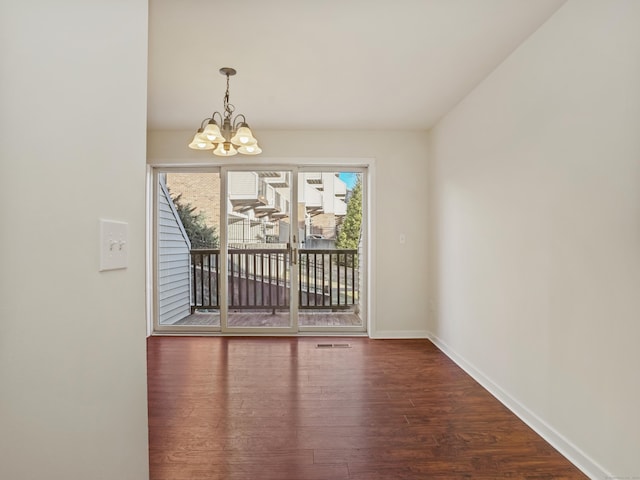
top-left (100, 219), bottom-right (128, 271)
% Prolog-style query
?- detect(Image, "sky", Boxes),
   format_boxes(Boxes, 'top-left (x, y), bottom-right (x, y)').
top-left (339, 172), bottom-right (358, 189)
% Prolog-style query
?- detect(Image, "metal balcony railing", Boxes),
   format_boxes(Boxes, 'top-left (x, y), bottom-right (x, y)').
top-left (190, 248), bottom-right (358, 312)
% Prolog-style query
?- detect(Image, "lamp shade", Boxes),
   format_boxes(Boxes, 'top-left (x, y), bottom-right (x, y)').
top-left (230, 124), bottom-right (257, 146)
top-left (204, 121), bottom-right (225, 143)
top-left (188, 129), bottom-right (214, 150)
top-left (237, 143), bottom-right (262, 155)
top-left (214, 142), bottom-right (237, 156)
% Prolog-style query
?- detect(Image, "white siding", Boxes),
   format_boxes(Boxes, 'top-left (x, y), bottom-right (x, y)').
top-left (265, 184), bottom-right (275, 206)
top-left (158, 181), bottom-right (191, 325)
top-left (302, 182), bottom-right (322, 206)
top-left (228, 171), bottom-right (258, 198)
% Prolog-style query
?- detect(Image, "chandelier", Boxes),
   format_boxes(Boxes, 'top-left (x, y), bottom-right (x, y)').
top-left (188, 67), bottom-right (262, 156)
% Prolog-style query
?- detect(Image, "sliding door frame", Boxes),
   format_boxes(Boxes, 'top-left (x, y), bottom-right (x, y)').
top-left (296, 165), bottom-right (368, 334)
top-left (148, 157), bottom-right (376, 336)
top-left (152, 166), bottom-right (222, 334)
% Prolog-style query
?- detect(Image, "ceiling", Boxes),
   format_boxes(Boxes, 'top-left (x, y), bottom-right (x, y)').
top-left (147, 0), bottom-right (566, 132)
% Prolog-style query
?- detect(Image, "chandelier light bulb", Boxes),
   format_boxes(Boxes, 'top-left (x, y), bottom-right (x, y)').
top-left (238, 144), bottom-right (262, 155)
top-left (188, 128), bottom-right (214, 150)
top-left (203, 121), bottom-right (224, 143)
top-left (230, 125), bottom-right (257, 146)
top-left (214, 142), bottom-right (237, 156)
top-left (196, 140), bottom-right (211, 149)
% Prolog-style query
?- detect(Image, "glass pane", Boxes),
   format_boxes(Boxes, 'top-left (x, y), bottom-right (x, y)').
top-left (157, 172), bottom-right (221, 327)
top-left (227, 171), bottom-right (293, 328)
top-left (298, 171), bottom-right (364, 328)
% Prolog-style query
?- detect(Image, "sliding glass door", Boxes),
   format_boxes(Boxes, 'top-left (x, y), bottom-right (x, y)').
top-left (155, 170), bottom-right (221, 331)
top-left (296, 170), bottom-right (364, 332)
top-left (222, 168), bottom-right (298, 333)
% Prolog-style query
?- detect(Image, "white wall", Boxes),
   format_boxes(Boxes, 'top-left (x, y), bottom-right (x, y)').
top-left (0, 2), bottom-right (149, 479)
top-left (148, 130), bottom-right (430, 337)
top-left (428, 0), bottom-right (640, 477)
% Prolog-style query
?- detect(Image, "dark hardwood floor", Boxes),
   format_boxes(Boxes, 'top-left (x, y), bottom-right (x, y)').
top-left (147, 336), bottom-right (588, 479)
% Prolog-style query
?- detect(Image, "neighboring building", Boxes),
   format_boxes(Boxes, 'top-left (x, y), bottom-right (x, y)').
top-left (165, 171), bottom-right (350, 246)
top-left (299, 172), bottom-right (348, 240)
top-left (166, 172), bottom-right (221, 230)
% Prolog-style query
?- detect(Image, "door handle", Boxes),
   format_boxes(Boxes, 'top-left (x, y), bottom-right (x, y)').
top-left (291, 234), bottom-right (298, 265)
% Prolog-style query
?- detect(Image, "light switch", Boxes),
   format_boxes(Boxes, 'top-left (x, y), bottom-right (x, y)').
top-left (100, 219), bottom-right (128, 271)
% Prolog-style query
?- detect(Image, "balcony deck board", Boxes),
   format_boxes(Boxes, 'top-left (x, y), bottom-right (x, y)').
top-left (172, 311), bottom-right (362, 327)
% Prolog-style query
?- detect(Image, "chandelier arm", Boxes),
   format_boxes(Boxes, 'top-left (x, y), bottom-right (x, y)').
top-left (199, 117), bottom-right (212, 129)
top-left (211, 111), bottom-right (224, 124)
top-left (232, 114), bottom-right (247, 130)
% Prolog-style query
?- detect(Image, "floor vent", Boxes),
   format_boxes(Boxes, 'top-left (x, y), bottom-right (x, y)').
top-left (316, 343), bottom-right (351, 348)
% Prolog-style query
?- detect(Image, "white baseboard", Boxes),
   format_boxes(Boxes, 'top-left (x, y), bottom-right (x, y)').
top-left (427, 332), bottom-right (610, 480)
top-left (371, 330), bottom-right (430, 339)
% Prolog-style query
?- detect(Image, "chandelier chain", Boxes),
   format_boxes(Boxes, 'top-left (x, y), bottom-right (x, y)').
top-left (223, 73), bottom-right (235, 119)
